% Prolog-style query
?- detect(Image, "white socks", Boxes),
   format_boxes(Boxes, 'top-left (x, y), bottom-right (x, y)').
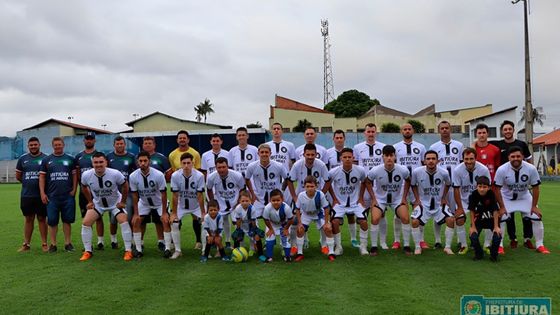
top-left (133, 232), bottom-right (143, 252)
top-left (456, 225), bottom-right (467, 247)
top-left (359, 229), bottom-right (368, 248)
top-left (163, 232), bottom-right (172, 251)
top-left (483, 229), bottom-right (492, 248)
top-left (290, 225), bottom-right (297, 247)
top-left (401, 223), bottom-right (411, 247)
top-left (97, 236), bottom-right (104, 245)
top-left (82, 225), bottom-right (93, 252)
top-left (171, 222), bottom-right (181, 252)
top-left (120, 222), bottom-right (132, 251)
top-left (326, 237), bottom-right (334, 255)
top-left (348, 223), bottom-right (357, 241)
top-left (434, 224), bottom-right (442, 244)
top-left (412, 227), bottom-right (421, 249)
top-left (379, 217), bottom-right (387, 245)
top-left (444, 226), bottom-right (454, 249)
top-left (223, 214), bottom-right (231, 243)
top-left (110, 234), bottom-right (117, 243)
top-left (334, 233), bottom-right (342, 248)
top-left (370, 224), bottom-right (379, 247)
top-left (296, 236), bottom-right (304, 255)
top-left (393, 217), bottom-right (402, 243)
top-left (533, 220), bottom-right (544, 248)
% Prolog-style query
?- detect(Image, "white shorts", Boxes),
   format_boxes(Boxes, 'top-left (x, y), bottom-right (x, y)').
top-left (265, 224), bottom-right (291, 245)
top-left (301, 213), bottom-right (325, 231)
top-left (333, 204), bottom-right (366, 220)
top-left (139, 205), bottom-right (163, 217)
top-left (252, 201), bottom-right (265, 218)
top-left (178, 207), bottom-right (202, 220)
top-left (500, 197), bottom-right (540, 221)
top-left (95, 207), bottom-right (126, 218)
top-left (411, 204), bottom-right (452, 226)
top-left (445, 190), bottom-right (457, 214)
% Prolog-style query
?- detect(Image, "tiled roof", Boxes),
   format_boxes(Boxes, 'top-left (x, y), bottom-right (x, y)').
top-left (533, 129), bottom-right (560, 146)
top-left (274, 95), bottom-right (332, 114)
top-left (23, 118), bottom-right (111, 134)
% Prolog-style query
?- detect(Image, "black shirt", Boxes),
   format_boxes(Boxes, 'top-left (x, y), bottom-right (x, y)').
top-left (468, 190), bottom-right (499, 229)
top-left (489, 139), bottom-right (531, 165)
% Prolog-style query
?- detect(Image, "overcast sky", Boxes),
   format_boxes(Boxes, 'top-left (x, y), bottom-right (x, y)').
top-left (1, 0), bottom-right (558, 136)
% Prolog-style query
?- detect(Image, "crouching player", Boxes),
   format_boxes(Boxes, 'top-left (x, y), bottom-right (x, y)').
top-left (261, 189), bottom-right (294, 263)
top-left (170, 153), bottom-right (206, 259)
top-left (294, 176), bottom-right (335, 262)
top-left (201, 200), bottom-right (230, 262)
top-left (411, 150), bottom-right (455, 255)
top-left (468, 176), bottom-right (501, 261)
top-left (231, 191), bottom-right (265, 257)
top-left (79, 152), bottom-right (133, 261)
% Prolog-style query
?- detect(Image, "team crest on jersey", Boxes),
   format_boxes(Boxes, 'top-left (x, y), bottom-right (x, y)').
top-left (281, 147), bottom-right (287, 153)
top-left (124, 160), bottom-right (129, 165)
top-left (316, 153), bottom-right (322, 158)
top-left (350, 177), bottom-right (358, 184)
top-left (435, 178), bottom-right (442, 185)
top-left (413, 148), bottom-right (420, 154)
top-left (521, 174), bottom-right (529, 182)
top-left (104, 180), bottom-right (113, 188)
top-left (227, 182), bottom-right (235, 189)
top-left (149, 180), bottom-right (155, 187)
top-left (269, 173), bottom-right (276, 179)
top-left (375, 149), bottom-right (382, 155)
top-left (190, 182), bottom-right (197, 189)
top-left (313, 171), bottom-right (320, 178)
top-left (246, 154), bottom-right (253, 160)
top-left (394, 175), bottom-right (401, 182)
top-left (452, 147), bottom-right (459, 154)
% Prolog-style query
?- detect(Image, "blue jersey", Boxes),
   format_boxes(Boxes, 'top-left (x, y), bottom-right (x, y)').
top-left (107, 152), bottom-right (137, 180)
top-left (40, 153), bottom-right (76, 197)
top-left (141, 152), bottom-right (170, 174)
top-left (74, 150), bottom-right (96, 176)
top-left (16, 152), bottom-right (47, 197)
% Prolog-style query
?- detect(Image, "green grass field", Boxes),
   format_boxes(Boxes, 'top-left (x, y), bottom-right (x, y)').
top-left (0, 183), bottom-right (558, 314)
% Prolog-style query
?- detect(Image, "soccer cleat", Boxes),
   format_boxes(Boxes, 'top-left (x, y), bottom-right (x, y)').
top-left (391, 241), bottom-right (401, 250)
top-left (283, 256), bottom-right (292, 263)
top-left (290, 247), bottom-right (298, 256)
top-left (294, 254), bottom-right (305, 262)
top-left (133, 250), bottom-right (144, 258)
top-left (434, 242), bottom-right (442, 249)
top-left (157, 242), bottom-right (165, 252)
top-left (200, 256), bottom-right (208, 263)
top-left (258, 255), bottom-right (268, 263)
top-left (420, 241), bottom-right (429, 249)
top-left (321, 246), bottom-right (329, 255)
top-left (369, 246), bottom-right (379, 256)
top-left (111, 242), bottom-right (118, 250)
top-left (443, 248), bottom-right (454, 255)
top-left (80, 251), bottom-right (93, 261)
top-left (510, 239), bottom-right (518, 249)
top-left (334, 245), bottom-right (344, 256)
top-left (18, 243), bottom-right (31, 252)
top-left (194, 242), bottom-right (202, 250)
top-left (403, 246), bottom-right (412, 256)
top-left (414, 247), bottom-right (422, 255)
top-left (524, 239), bottom-right (535, 250)
top-left (42, 243), bottom-right (49, 253)
top-left (351, 240), bottom-right (360, 248)
top-left (498, 246), bottom-right (505, 255)
top-left (48, 244), bottom-right (57, 253)
top-left (97, 242), bottom-right (104, 250)
top-left (458, 247), bottom-right (469, 255)
top-left (536, 246), bottom-right (550, 254)
top-left (170, 251), bottom-right (182, 259)
top-left (328, 254), bottom-right (336, 261)
top-left (380, 243), bottom-right (388, 250)
top-left (123, 251), bottom-right (134, 261)
top-left (222, 255), bottom-right (231, 262)
top-left (163, 249), bottom-right (172, 258)
top-left (64, 243), bottom-right (75, 252)
top-left (359, 245), bottom-right (369, 256)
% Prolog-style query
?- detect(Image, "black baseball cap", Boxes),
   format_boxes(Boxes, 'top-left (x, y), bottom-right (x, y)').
top-left (84, 131), bottom-right (96, 139)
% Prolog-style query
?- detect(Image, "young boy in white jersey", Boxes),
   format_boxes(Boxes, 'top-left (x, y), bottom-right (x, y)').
top-left (201, 200), bottom-right (230, 262)
top-left (261, 189), bottom-right (294, 263)
top-left (294, 176), bottom-right (335, 262)
top-left (231, 191), bottom-right (265, 257)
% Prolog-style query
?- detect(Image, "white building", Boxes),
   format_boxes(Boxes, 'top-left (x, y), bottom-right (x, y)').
top-left (465, 106), bottom-right (518, 144)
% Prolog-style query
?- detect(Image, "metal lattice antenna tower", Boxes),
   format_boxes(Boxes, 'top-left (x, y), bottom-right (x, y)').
top-left (321, 19), bottom-right (335, 106)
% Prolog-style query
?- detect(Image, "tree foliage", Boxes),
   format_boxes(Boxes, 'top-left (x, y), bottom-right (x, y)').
top-left (519, 106), bottom-right (546, 127)
top-left (194, 98), bottom-right (215, 123)
top-left (292, 119), bottom-right (313, 132)
top-left (246, 121), bottom-right (263, 128)
top-left (407, 119), bottom-right (426, 134)
top-left (324, 89), bottom-right (380, 118)
top-left (381, 122), bottom-right (401, 133)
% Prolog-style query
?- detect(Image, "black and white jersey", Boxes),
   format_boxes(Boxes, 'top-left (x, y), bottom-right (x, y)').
top-left (203, 214), bottom-right (223, 234)
top-left (245, 160), bottom-right (287, 205)
top-left (296, 191), bottom-right (329, 215)
top-left (228, 145), bottom-right (259, 176)
top-left (232, 204), bottom-right (256, 229)
top-left (295, 143), bottom-right (329, 165)
top-left (206, 170), bottom-right (246, 212)
top-left (494, 161), bottom-right (541, 200)
top-left (81, 168), bottom-right (126, 211)
top-left (129, 167), bottom-right (167, 210)
top-left (328, 165), bottom-right (367, 208)
top-left (288, 158), bottom-right (330, 195)
top-left (411, 166), bottom-right (451, 210)
top-left (353, 141), bottom-right (386, 171)
top-left (170, 169), bottom-right (205, 211)
top-left (263, 202), bottom-right (293, 225)
top-left (326, 147), bottom-right (343, 170)
top-left (201, 149), bottom-right (230, 174)
top-left (394, 140), bottom-right (426, 175)
top-left (429, 140), bottom-right (464, 181)
top-left (367, 164), bottom-right (410, 205)
top-left (266, 140), bottom-right (296, 171)
top-left (452, 162), bottom-right (491, 208)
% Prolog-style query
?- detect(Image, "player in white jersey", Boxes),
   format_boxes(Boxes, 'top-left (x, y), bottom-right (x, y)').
top-left (324, 148), bottom-right (370, 256)
top-left (200, 200), bottom-right (230, 262)
top-left (452, 148), bottom-right (491, 255)
top-left (201, 133), bottom-right (230, 177)
top-left (207, 157), bottom-right (246, 250)
top-left (261, 189), bottom-right (294, 263)
top-left (295, 127), bottom-right (329, 164)
top-left (245, 144), bottom-right (288, 217)
top-left (169, 152), bottom-right (206, 259)
top-left (353, 123), bottom-right (388, 248)
top-left (494, 146), bottom-right (550, 254)
top-left (429, 120), bottom-right (464, 248)
top-left (367, 145), bottom-right (413, 256)
top-left (393, 123), bottom-right (427, 250)
top-left (229, 127), bottom-right (259, 177)
top-left (231, 191), bottom-right (265, 257)
top-left (79, 152), bottom-right (133, 261)
top-left (128, 151), bottom-right (170, 258)
top-left (410, 150), bottom-right (455, 255)
top-left (266, 122), bottom-right (297, 207)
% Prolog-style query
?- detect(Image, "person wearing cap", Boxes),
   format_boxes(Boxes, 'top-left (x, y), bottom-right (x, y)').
top-left (75, 131), bottom-right (106, 250)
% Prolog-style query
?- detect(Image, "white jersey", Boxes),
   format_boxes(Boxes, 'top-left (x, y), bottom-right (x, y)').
top-left (228, 145), bottom-right (258, 176)
top-left (328, 165), bottom-right (367, 208)
top-left (326, 147), bottom-right (344, 170)
top-left (170, 169), bottom-right (205, 210)
top-left (81, 168), bottom-right (125, 211)
top-left (129, 167), bottom-right (167, 210)
top-left (201, 149), bottom-right (230, 174)
top-left (452, 162), bottom-right (491, 209)
top-left (262, 202), bottom-right (293, 225)
top-left (394, 140), bottom-right (426, 176)
top-left (203, 214), bottom-right (224, 234)
top-left (232, 204), bottom-right (256, 230)
top-left (367, 164), bottom-right (410, 205)
top-left (266, 140), bottom-right (296, 171)
top-left (353, 141), bottom-right (386, 171)
top-left (429, 140), bottom-right (464, 181)
top-left (411, 166), bottom-right (451, 210)
top-left (245, 160), bottom-right (287, 204)
top-left (494, 161), bottom-right (541, 201)
top-left (296, 191), bottom-right (329, 216)
top-left (295, 143), bottom-right (329, 165)
top-left (288, 158), bottom-right (330, 194)
top-left (206, 170), bottom-right (246, 212)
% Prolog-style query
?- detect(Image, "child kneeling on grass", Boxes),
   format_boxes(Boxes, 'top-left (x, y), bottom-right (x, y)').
top-left (261, 189), bottom-right (294, 263)
top-left (468, 176), bottom-right (501, 262)
top-left (201, 200), bottom-right (230, 263)
top-left (231, 191), bottom-right (264, 257)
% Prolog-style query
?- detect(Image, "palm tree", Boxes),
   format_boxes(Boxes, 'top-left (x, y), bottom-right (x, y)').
top-left (194, 104), bottom-right (203, 122)
top-left (194, 98), bottom-right (214, 123)
top-left (519, 106), bottom-right (546, 127)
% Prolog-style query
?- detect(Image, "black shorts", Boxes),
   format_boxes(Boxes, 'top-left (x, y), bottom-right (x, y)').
top-left (78, 191), bottom-right (88, 218)
top-left (141, 208), bottom-right (165, 224)
top-left (21, 196), bottom-right (47, 217)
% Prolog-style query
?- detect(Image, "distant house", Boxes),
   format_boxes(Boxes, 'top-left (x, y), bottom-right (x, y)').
top-left (533, 129), bottom-right (560, 175)
top-left (465, 106), bottom-right (518, 143)
top-left (17, 118), bottom-right (112, 148)
top-left (125, 111), bottom-right (232, 133)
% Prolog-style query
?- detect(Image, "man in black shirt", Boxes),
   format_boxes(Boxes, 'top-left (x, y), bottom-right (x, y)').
top-left (468, 176), bottom-right (501, 261)
top-left (489, 120), bottom-right (533, 250)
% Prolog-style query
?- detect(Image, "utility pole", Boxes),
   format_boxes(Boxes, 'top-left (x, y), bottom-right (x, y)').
top-left (321, 19), bottom-right (335, 106)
